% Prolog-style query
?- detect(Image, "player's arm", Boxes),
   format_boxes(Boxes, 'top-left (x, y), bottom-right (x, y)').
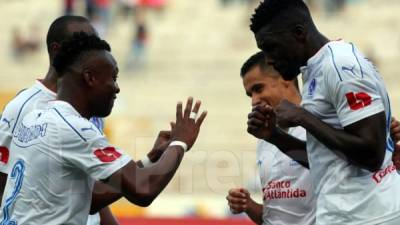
top-left (226, 188), bottom-right (263, 225)
top-left (248, 105), bottom-right (308, 168)
top-left (276, 99), bottom-right (386, 172)
top-left (101, 98), bottom-right (207, 207)
top-left (136, 131), bottom-right (171, 168)
top-left (99, 207), bottom-right (119, 225)
top-left (90, 131), bottom-right (171, 213)
top-left (390, 117), bottom-right (400, 169)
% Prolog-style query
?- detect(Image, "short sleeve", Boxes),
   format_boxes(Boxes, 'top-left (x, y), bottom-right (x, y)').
top-left (0, 104), bottom-right (20, 173)
top-left (325, 61), bottom-right (384, 127)
top-left (60, 117), bottom-right (132, 181)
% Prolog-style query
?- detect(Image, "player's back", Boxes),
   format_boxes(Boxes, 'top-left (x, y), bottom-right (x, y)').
top-left (0, 81), bottom-right (55, 173)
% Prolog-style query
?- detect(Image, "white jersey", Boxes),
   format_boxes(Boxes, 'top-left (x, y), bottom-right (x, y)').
top-left (0, 81), bottom-right (56, 174)
top-left (86, 213), bottom-right (101, 225)
top-left (300, 40), bottom-right (400, 225)
top-left (257, 127), bottom-right (315, 225)
top-left (0, 100), bottom-right (131, 225)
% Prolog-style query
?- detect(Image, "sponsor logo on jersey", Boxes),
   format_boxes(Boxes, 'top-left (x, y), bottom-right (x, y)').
top-left (345, 92), bottom-right (372, 110)
top-left (13, 123), bottom-right (48, 143)
top-left (0, 147), bottom-right (9, 164)
top-left (372, 164), bottom-right (396, 184)
top-left (341, 65), bottom-right (356, 75)
top-left (262, 180), bottom-right (307, 200)
top-left (94, 147), bottom-right (121, 162)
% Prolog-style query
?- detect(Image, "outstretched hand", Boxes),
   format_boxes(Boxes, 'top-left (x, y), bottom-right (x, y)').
top-left (171, 97), bottom-right (207, 151)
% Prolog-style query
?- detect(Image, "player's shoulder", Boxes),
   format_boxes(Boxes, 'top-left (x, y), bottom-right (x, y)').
top-left (322, 41), bottom-right (372, 82)
top-left (49, 102), bottom-right (103, 143)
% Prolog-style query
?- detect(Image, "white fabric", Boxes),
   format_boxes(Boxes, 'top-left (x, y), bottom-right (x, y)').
top-left (300, 40), bottom-right (400, 225)
top-left (257, 127), bottom-right (315, 225)
top-left (86, 213), bottom-right (101, 225)
top-left (0, 81), bottom-right (56, 174)
top-left (0, 100), bottom-right (131, 225)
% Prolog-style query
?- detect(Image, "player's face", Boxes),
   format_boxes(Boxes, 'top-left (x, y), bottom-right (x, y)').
top-left (243, 65), bottom-right (287, 108)
top-left (89, 52), bottom-right (120, 117)
top-left (255, 25), bottom-right (304, 81)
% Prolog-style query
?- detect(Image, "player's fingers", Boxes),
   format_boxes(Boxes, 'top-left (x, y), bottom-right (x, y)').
top-left (248, 110), bottom-right (266, 121)
top-left (247, 118), bottom-right (265, 127)
top-left (184, 97), bottom-right (193, 119)
top-left (192, 100), bottom-right (201, 114)
top-left (159, 130), bottom-right (171, 139)
top-left (176, 102), bottom-right (183, 122)
top-left (195, 111), bottom-right (207, 127)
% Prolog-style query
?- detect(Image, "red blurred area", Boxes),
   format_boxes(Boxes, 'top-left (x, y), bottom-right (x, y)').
top-left (118, 217), bottom-right (254, 225)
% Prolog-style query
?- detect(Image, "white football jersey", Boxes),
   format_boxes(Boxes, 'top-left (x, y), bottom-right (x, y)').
top-left (86, 213), bottom-right (101, 225)
top-left (300, 40), bottom-right (400, 224)
top-left (0, 100), bottom-right (131, 225)
top-left (0, 81), bottom-right (56, 174)
top-left (257, 127), bottom-right (315, 225)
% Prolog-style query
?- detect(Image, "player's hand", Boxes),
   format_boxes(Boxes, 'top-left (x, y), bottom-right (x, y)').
top-left (390, 117), bottom-right (400, 169)
top-left (171, 97), bottom-right (207, 151)
top-left (276, 99), bottom-right (304, 128)
top-left (147, 130), bottom-right (172, 162)
top-left (247, 104), bottom-right (277, 140)
top-left (226, 188), bottom-right (252, 214)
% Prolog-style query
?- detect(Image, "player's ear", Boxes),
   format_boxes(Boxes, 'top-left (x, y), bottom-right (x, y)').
top-left (83, 69), bottom-right (96, 87)
top-left (292, 24), bottom-right (306, 43)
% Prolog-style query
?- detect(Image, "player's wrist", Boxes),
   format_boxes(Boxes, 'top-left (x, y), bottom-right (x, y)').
top-left (169, 140), bottom-right (188, 152)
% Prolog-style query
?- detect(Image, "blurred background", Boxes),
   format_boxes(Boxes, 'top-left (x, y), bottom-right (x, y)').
top-left (0, 0), bottom-right (400, 224)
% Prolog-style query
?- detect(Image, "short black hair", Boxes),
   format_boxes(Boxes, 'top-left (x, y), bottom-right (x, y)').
top-left (241, 51), bottom-right (299, 90)
top-left (250, 0), bottom-right (312, 34)
top-left (46, 15), bottom-right (90, 53)
top-left (240, 51), bottom-right (267, 78)
top-left (53, 32), bottom-right (111, 75)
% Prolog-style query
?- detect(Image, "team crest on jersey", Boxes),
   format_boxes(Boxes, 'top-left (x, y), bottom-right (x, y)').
top-left (94, 147), bottom-right (121, 162)
top-left (308, 78), bottom-right (316, 96)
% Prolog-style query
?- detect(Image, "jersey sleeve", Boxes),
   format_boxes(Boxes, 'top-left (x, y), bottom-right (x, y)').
top-left (0, 103), bottom-right (21, 174)
top-left (60, 117), bottom-right (132, 181)
top-left (324, 58), bottom-right (384, 127)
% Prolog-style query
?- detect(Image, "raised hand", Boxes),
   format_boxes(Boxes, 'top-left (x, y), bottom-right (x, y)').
top-left (247, 104), bottom-right (277, 140)
top-left (171, 97), bottom-right (207, 151)
top-left (391, 117), bottom-right (400, 169)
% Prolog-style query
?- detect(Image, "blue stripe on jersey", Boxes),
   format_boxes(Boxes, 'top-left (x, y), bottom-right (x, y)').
top-left (1, 160), bottom-right (25, 225)
top-left (386, 93), bottom-right (394, 152)
top-left (11, 90), bottom-right (42, 134)
top-left (350, 43), bottom-right (364, 78)
top-left (52, 108), bottom-right (87, 142)
top-left (328, 46), bottom-right (343, 82)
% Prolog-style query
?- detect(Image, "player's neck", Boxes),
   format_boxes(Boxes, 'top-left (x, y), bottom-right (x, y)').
top-left (57, 87), bottom-right (91, 120)
top-left (41, 66), bottom-right (58, 93)
top-left (307, 33), bottom-right (330, 62)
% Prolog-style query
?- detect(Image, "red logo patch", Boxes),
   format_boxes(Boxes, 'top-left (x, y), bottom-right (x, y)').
top-left (0, 147), bottom-right (9, 164)
top-left (345, 92), bottom-right (372, 110)
top-left (94, 147), bottom-right (121, 163)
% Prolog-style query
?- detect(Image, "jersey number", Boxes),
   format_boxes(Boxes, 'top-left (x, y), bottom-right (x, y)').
top-left (345, 92), bottom-right (371, 110)
top-left (1, 160), bottom-right (25, 225)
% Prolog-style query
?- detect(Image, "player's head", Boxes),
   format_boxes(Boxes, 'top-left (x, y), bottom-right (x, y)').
top-left (46, 15), bottom-right (97, 63)
top-left (241, 51), bottom-right (299, 108)
top-left (53, 32), bottom-right (119, 118)
top-left (250, 0), bottom-right (316, 80)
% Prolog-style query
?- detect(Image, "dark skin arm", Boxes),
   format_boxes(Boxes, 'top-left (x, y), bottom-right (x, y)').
top-left (90, 130), bottom-right (172, 213)
top-left (276, 99), bottom-right (386, 172)
top-left (99, 206), bottom-right (120, 225)
top-left (247, 105), bottom-right (308, 168)
top-left (0, 172), bottom-right (6, 203)
top-left (95, 98), bottom-right (207, 208)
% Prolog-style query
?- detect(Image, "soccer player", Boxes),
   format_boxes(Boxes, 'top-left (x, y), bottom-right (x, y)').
top-left (0, 32), bottom-right (207, 224)
top-left (249, 0), bottom-right (400, 224)
top-left (0, 16), bottom-right (166, 225)
top-left (226, 51), bottom-right (315, 225)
